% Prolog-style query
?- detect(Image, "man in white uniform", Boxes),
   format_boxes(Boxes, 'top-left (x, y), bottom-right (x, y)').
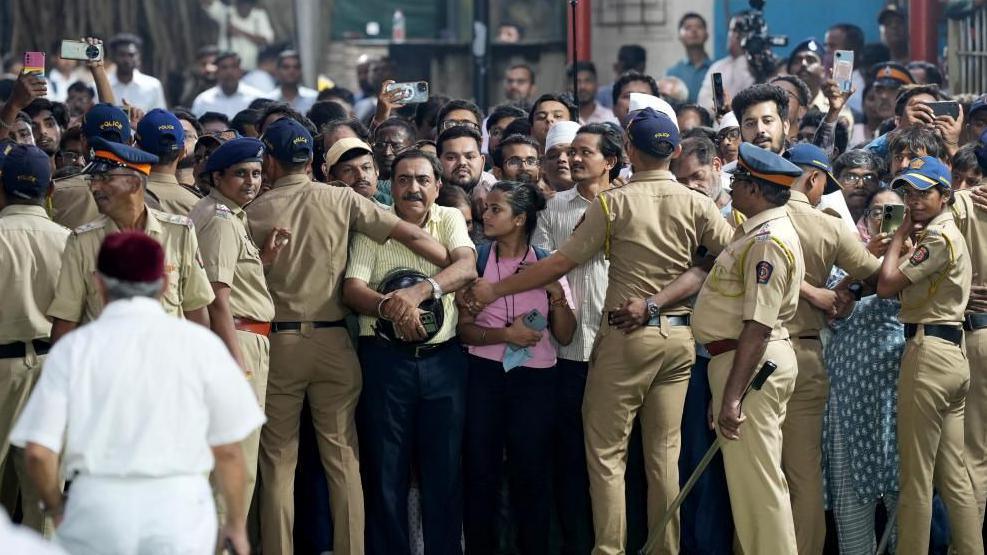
top-left (9, 231), bottom-right (265, 555)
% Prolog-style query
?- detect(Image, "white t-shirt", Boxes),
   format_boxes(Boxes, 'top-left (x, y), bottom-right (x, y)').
top-left (109, 69), bottom-right (167, 112)
top-left (10, 297), bottom-right (264, 479)
top-left (191, 83), bottom-right (266, 119)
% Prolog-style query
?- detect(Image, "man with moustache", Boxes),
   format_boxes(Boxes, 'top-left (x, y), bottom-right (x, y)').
top-left (438, 126), bottom-right (485, 196)
top-left (532, 122), bottom-right (621, 554)
top-left (671, 136), bottom-right (732, 217)
top-left (371, 118), bottom-right (416, 206)
top-left (47, 139), bottom-right (215, 343)
top-left (543, 121), bottom-right (579, 193)
top-left (324, 138), bottom-right (382, 203)
top-left (343, 148), bottom-right (476, 554)
top-left (492, 134), bottom-right (542, 184)
top-left (569, 62), bottom-right (618, 125)
top-left (23, 99), bottom-right (67, 161)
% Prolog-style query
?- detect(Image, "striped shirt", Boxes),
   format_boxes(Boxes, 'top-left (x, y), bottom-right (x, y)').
top-left (532, 186), bottom-right (609, 362)
top-left (346, 203), bottom-right (475, 344)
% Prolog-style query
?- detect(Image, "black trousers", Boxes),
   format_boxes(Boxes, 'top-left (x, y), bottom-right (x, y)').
top-left (554, 358), bottom-right (594, 554)
top-left (463, 353), bottom-right (558, 555)
top-left (358, 338), bottom-right (467, 555)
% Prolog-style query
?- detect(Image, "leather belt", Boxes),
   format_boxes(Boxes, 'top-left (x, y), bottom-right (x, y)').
top-left (0, 339), bottom-right (52, 359)
top-left (373, 337), bottom-right (457, 359)
top-left (233, 317), bottom-right (272, 337)
top-left (704, 339), bottom-right (739, 357)
top-left (964, 313), bottom-right (987, 332)
top-left (904, 323), bottom-right (963, 345)
top-left (606, 313), bottom-right (691, 327)
top-left (272, 320), bottom-right (347, 333)
top-left (795, 335), bottom-right (821, 341)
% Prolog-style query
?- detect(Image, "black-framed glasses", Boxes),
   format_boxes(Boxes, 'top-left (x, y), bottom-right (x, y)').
top-left (504, 156), bottom-right (541, 169)
top-left (439, 119), bottom-right (480, 132)
top-left (841, 173), bottom-right (879, 188)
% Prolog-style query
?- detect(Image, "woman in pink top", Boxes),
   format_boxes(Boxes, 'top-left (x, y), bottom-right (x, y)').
top-left (458, 181), bottom-right (576, 554)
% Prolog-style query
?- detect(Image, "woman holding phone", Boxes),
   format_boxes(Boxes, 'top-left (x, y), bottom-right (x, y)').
top-left (458, 180), bottom-right (575, 554)
top-left (876, 157), bottom-right (981, 553)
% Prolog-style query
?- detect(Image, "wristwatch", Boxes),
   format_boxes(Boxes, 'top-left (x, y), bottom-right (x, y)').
top-left (645, 298), bottom-right (661, 325)
top-left (426, 277), bottom-right (443, 300)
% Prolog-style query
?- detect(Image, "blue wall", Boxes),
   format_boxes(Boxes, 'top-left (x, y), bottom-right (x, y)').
top-left (713, 0), bottom-right (889, 60)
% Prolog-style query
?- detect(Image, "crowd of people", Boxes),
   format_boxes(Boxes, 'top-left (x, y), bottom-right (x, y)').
top-left (3, 3), bottom-right (987, 555)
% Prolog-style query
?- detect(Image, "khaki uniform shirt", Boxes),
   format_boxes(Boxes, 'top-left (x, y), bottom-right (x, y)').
top-left (786, 190), bottom-right (881, 335)
top-left (952, 190), bottom-right (987, 295)
top-left (0, 205), bottom-right (70, 343)
top-left (245, 174), bottom-right (400, 322)
top-left (51, 174), bottom-right (99, 230)
top-left (346, 204), bottom-right (474, 344)
top-left (693, 206), bottom-right (805, 343)
top-left (47, 207), bottom-right (215, 324)
top-left (146, 172), bottom-right (201, 216)
top-left (557, 170), bottom-right (733, 315)
top-left (898, 211), bottom-right (971, 325)
top-left (189, 190), bottom-right (275, 322)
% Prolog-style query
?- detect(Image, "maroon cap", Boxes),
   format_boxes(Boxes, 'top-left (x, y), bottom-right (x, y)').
top-left (97, 231), bottom-right (165, 283)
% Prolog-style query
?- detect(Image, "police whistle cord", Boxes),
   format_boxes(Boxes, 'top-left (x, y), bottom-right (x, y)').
top-left (640, 359), bottom-right (778, 555)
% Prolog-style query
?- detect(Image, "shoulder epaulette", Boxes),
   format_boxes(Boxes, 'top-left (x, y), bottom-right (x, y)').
top-left (153, 211), bottom-right (194, 228)
top-left (215, 203), bottom-right (233, 219)
top-left (73, 220), bottom-right (106, 235)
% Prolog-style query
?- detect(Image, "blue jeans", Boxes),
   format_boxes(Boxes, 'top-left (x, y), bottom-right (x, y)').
top-left (358, 338), bottom-right (467, 555)
top-left (678, 355), bottom-right (734, 554)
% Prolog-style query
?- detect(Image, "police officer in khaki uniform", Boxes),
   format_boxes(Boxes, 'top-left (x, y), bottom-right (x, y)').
top-left (47, 138), bottom-right (215, 343)
top-left (876, 157), bottom-right (982, 554)
top-left (953, 133), bottom-right (987, 522)
top-left (0, 145), bottom-right (69, 533)
top-left (466, 109), bottom-right (733, 554)
top-left (781, 143), bottom-right (882, 553)
top-left (244, 118), bottom-right (452, 555)
top-left (190, 137), bottom-right (280, 533)
top-left (137, 109), bottom-right (202, 215)
top-left (691, 143), bottom-right (805, 554)
top-left (51, 104), bottom-right (132, 230)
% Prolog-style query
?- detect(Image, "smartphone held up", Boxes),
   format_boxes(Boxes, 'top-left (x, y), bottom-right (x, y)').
top-left (385, 81), bottom-right (429, 105)
top-left (60, 39), bottom-right (104, 62)
top-left (833, 50), bottom-right (854, 94)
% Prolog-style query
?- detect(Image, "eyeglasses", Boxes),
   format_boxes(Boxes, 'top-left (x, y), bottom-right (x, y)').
top-left (841, 173), bottom-right (878, 188)
top-left (439, 119), bottom-right (480, 132)
top-left (373, 140), bottom-right (408, 154)
top-left (716, 129), bottom-right (740, 142)
top-left (505, 156), bottom-right (541, 169)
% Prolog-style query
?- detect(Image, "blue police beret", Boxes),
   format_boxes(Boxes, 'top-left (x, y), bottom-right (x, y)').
top-left (81, 103), bottom-right (132, 144)
top-left (204, 137), bottom-right (265, 174)
top-left (891, 156), bottom-right (951, 191)
top-left (976, 129), bottom-right (987, 173)
top-left (1, 144), bottom-right (51, 199)
top-left (971, 95), bottom-right (987, 119)
top-left (84, 137), bottom-right (159, 176)
top-left (784, 143), bottom-right (841, 194)
top-left (261, 118), bottom-right (312, 164)
top-left (136, 109), bottom-right (185, 157)
top-left (730, 143), bottom-right (803, 188)
top-left (627, 107), bottom-right (680, 158)
top-left (789, 38), bottom-right (825, 62)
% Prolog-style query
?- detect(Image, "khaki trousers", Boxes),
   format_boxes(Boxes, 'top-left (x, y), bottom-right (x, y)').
top-left (259, 325), bottom-right (364, 555)
top-left (0, 347), bottom-right (48, 533)
top-left (583, 321), bottom-right (694, 555)
top-left (783, 337), bottom-right (828, 555)
top-left (708, 339), bottom-right (798, 555)
top-left (963, 327), bottom-right (987, 523)
top-left (896, 330), bottom-right (983, 554)
top-left (214, 330), bottom-right (270, 528)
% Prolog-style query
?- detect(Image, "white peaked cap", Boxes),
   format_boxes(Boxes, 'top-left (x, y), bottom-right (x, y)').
top-left (628, 92), bottom-right (679, 131)
top-left (545, 120), bottom-right (582, 151)
top-left (715, 111), bottom-right (739, 132)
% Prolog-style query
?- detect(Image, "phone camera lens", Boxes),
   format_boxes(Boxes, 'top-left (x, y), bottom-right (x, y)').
top-left (417, 83), bottom-right (426, 91)
top-left (86, 45), bottom-right (100, 59)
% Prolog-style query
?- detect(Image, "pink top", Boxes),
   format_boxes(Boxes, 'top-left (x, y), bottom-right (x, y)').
top-left (468, 243), bottom-right (574, 369)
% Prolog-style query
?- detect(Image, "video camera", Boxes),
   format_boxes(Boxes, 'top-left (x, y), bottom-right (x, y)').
top-left (732, 0), bottom-right (788, 82)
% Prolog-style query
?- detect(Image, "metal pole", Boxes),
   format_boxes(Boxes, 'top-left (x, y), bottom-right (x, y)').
top-left (570, 0), bottom-right (580, 121)
top-left (472, 0), bottom-right (490, 110)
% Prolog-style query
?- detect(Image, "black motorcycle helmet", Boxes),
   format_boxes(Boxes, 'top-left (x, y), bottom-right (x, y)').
top-left (374, 267), bottom-right (445, 345)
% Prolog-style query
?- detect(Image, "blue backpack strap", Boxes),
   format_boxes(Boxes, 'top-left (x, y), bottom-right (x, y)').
top-left (476, 241), bottom-right (493, 277)
top-left (533, 245), bottom-right (550, 260)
